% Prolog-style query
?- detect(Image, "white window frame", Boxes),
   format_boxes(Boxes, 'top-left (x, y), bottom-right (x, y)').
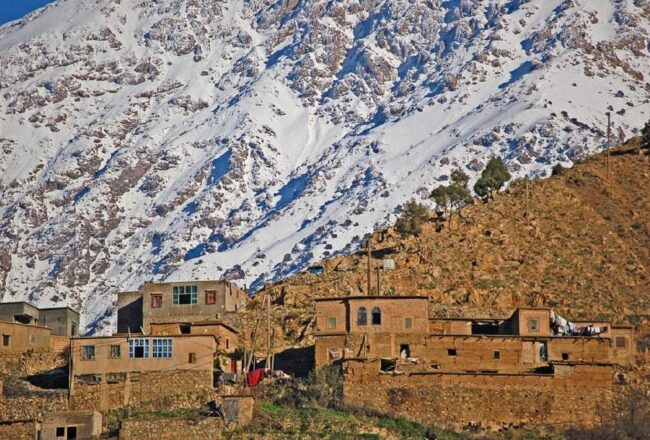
top-left (173, 285), bottom-right (198, 305)
top-left (129, 338), bottom-right (149, 358)
top-left (152, 338), bottom-right (173, 358)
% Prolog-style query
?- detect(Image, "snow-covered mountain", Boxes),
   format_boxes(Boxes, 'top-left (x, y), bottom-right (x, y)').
top-left (0, 0), bottom-right (648, 333)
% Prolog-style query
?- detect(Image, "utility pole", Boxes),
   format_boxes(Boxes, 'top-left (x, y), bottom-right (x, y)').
top-left (266, 293), bottom-right (271, 370)
top-left (606, 111), bottom-right (611, 184)
top-left (376, 264), bottom-right (381, 296)
top-left (367, 237), bottom-right (372, 296)
top-left (525, 177), bottom-right (530, 224)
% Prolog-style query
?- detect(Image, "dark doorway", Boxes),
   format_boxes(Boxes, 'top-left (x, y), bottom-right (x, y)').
top-left (67, 426), bottom-right (77, 439)
top-left (399, 344), bottom-right (410, 358)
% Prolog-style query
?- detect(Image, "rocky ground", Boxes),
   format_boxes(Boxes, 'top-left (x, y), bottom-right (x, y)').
top-left (229, 138), bottom-right (650, 357)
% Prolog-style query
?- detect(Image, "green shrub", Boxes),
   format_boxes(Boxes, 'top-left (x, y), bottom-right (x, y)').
top-left (395, 200), bottom-right (428, 237)
top-left (474, 156), bottom-right (511, 198)
top-left (551, 163), bottom-right (564, 176)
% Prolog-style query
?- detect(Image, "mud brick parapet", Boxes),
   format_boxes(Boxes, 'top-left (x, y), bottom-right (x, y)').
top-left (70, 369), bottom-right (213, 411)
top-left (343, 359), bottom-right (616, 430)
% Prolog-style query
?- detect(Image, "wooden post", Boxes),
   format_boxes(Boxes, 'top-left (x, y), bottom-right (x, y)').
top-left (376, 265), bottom-right (381, 296)
top-left (525, 177), bottom-right (530, 224)
top-left (367, 238), bottom-right (372, 295)
top-left (266, 293), bottom-right (271, 370)
top-left (245, 313), bottom-right (263, 373)
top-left (606, 111), bottom-right (611, 184)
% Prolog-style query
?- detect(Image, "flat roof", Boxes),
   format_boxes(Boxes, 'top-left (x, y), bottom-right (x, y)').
top-left (0, 319), bottom-right (53, 332)
top-left (314, 295), bottom-right (428, 302)
top-left (190, 321), bottom-right (240, 334)
top-left (71, 334), bottom-right (216, 340)
top-left (143, 279), bottom-right (234, 285)
top-left (0, 301), bottom-right (78, 313)
top-left (430, 317), bottom-right (502, 322)
top-left (150, 320), bottom-right (240, 334)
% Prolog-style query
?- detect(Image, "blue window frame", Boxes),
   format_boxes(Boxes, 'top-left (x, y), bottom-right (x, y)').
top-left (152, 338), bottom-right (172, 358)
top-left (172, 285), bottom-right (198, 305)
top-left (129, 338), bottom-right (149, 358)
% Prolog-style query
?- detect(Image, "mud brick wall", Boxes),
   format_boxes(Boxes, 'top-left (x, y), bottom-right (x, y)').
top-left (70, 369), bottom-right (213, 411)
top-left (0, 421), bottom-right (37, 440)
top-left (343, 359), bottom-right (616, 430)
top-left (547, 337), bottom-right (612, 363)
top-left (0, 393), bottom-right (68, 421)
top-left (119, 417), bottom-right (223, 439)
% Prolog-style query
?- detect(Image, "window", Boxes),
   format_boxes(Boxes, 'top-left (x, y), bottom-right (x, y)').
top-left (225, 338), bottom-right (229, 350)
top-left (67, 426), bottom-right (77, 439)
top-left (81, 345), bottom-right (95, 361)
top-left (447, 349), bottom-right (457, 357)
top-left (562, 352), bottom-right (569, 361)
top-left (109, 344), bottom-right (121, 359)
top-left (539, 342), bottom-right (548, 361)
top-left (152, 338), bottom-right (172, 358)
top-left (75, 374), bottom-right (101, 385)
top-left (527, 318), bottom-right (540, 332)
top-left (189, 352), bottom-right (197, 364)
top-left (205, 290), bottom-right (217, 305)
top-left (493, 350), bottom-right (501, 360)
top-left (2, 334), bottom-right (9, 347)
top-left (129, 338), bottom-right (149, 358)
top-left (173, 285), bottom-right (198, 305)
top-left (404, 317), bottom-right (413, 329)
top-left (616, 337), bottom-right (627, 348)
top-left (56, 427), bottom-right (65, 437)
top-left (107, 373), bottom-right (126, 384)
top-left (327, 317), bottom-right (337, 329)
top-left (151, 294), bottom-right (162, 308)
top-left (357, 307), bottom-right (367, 326)
top-left (371, 307), bottom-right (381, 325)
top-left (71, 324), bottom-right (77, 336)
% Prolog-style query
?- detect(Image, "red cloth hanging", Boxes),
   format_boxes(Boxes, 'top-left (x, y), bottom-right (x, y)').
top-left (246, 368), bottom-right (265, 387)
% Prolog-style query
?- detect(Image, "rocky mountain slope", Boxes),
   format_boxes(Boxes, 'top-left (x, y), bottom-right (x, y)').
top-left (0, 0), bottom-right (648, 332)
top-left (240, 141), bottom-right (650, 351)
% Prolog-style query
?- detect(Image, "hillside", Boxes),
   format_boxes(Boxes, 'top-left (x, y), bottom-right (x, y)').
top-left (0, 0), bottom-right (649, 332)
top-left (236, 140), bottom-right (650, 353)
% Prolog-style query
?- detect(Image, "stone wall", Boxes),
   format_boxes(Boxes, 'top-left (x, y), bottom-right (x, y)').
top-left (0, 421), bottom-right (37, 440)
top-left (70, 369), bottom-right (213, 411)
top-left (343, 359), bottom-right (617, 430)
top-left (119, 416), bottom-right (223, 439)
top-left (0, 393), bottom-right (68, 421)
top-left (0, 348), bottom-right (66, 375)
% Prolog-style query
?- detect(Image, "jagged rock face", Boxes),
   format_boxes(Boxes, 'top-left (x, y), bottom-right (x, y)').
top-left (0, 0), bottom-right (648, 332)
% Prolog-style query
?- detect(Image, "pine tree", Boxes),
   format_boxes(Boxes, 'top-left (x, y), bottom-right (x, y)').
top-left (395, 200), bottom-right (428, 237)
top-left (431, 168), bottom-right (473, 229)
top-left (641, 119), bottom-right (650, 150)
top-left (474, 156), bottom-right (511, 199)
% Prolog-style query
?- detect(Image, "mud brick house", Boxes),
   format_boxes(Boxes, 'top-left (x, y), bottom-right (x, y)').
top-left (117, 280), bottom-right (247, 333)
top-left (150, 320), bottom-right (239, 352)
top-left (0, 301), bottom-right (79, 337)
top-left (314, 296), bottom-right (430, 365)
top-left (149, 320), bottom-right (241, 372)
top-left (315, 297), bottom-right (635, 369)
top-left (69, 334), bottom-right (217, 410)
top-left (39, 410), bottom-right (102, 440)
top-left (315, 295), bottom-right (637, 429)
top-left (0, 321), bottom-right (52, 353)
